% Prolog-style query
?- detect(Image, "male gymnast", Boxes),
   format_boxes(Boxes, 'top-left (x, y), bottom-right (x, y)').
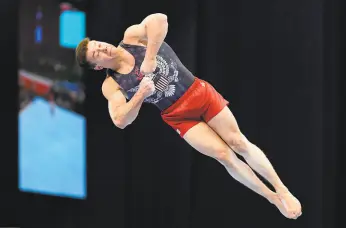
top-left (76, 13), bottom-right (302, 219)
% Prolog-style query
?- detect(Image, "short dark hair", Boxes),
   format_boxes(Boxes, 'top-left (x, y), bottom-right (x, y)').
top-left (75, 37), bottom-right (95, 69)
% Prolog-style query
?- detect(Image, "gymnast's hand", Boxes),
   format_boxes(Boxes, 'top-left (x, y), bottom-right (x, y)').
top-left (140, 57), bottom-right (157, 75)
top-left (138, 77), bottom-right (155, 98)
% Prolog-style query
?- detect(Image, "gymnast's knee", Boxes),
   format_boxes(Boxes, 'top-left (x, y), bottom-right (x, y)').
top-left (226, 132), bottom-right (250, 154)
top-left (213, 145), bottom-right (237, 167)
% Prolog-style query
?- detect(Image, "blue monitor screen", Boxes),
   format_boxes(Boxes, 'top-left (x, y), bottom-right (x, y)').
top-left (60, 10), bottom-right (86, 48)
top-left (19, 96), bottom-right (86, 198)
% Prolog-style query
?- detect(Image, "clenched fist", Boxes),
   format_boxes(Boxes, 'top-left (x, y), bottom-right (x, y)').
top-left (138, 77), bottom-right (155, 98)
top-left (140, 57), bottom-right (157, 75)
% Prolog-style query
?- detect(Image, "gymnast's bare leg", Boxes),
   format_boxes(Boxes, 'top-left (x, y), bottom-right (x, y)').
top-left (206, 106), bottom-right (302, 218)
top-left (183, 122), bottom-right (300, 219)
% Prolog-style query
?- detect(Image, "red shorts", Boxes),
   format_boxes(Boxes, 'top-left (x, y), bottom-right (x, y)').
top-left (161, 77), bottom-right (229, 137)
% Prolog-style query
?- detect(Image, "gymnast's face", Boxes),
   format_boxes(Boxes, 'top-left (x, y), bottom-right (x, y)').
top-left (86, 40), bottom-right (116, 70)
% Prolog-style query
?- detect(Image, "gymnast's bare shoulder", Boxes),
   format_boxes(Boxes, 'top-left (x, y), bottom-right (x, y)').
top-left (102, 76), bottom-right (127, 100)
top-left (102, 76), bottom-right (120, 98)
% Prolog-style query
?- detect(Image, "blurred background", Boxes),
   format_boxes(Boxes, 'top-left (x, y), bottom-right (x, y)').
top-left (0, 0), bottom-right (344, 227)
top-left (18, 0), bottom-right (86, 200)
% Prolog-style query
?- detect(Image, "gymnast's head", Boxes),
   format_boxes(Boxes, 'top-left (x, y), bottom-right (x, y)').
top-left (76, 37), bottom-right (118, 71)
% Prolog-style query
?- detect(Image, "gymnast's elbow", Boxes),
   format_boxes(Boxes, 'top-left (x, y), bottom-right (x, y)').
top-left (109, 111), bottom-right (127, 129)
top-left (113, 118), bottom-right (128, 129)
top-left (150, 13), bottom-right (167, 21)
top-left (146, 13), bottom-right (168, 26)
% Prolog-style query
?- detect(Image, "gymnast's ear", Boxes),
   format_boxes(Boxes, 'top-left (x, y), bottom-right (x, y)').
top-left (94, 65), bottom-right (104, 71)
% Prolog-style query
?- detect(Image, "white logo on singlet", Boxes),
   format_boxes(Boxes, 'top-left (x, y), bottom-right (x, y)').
top-left (127, 55), bottom-right (179, 104)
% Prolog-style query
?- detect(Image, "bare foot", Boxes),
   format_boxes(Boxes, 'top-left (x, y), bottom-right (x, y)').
top-left (268, 193), bottom-right (302, 219)
top-left (277, 189), bottom-right (302, 219)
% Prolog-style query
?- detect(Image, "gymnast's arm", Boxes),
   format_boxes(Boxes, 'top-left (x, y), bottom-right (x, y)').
top-left (123, 13), bottom-right (168, 60)
top-left (102, 77), bottom-right (145, 129)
